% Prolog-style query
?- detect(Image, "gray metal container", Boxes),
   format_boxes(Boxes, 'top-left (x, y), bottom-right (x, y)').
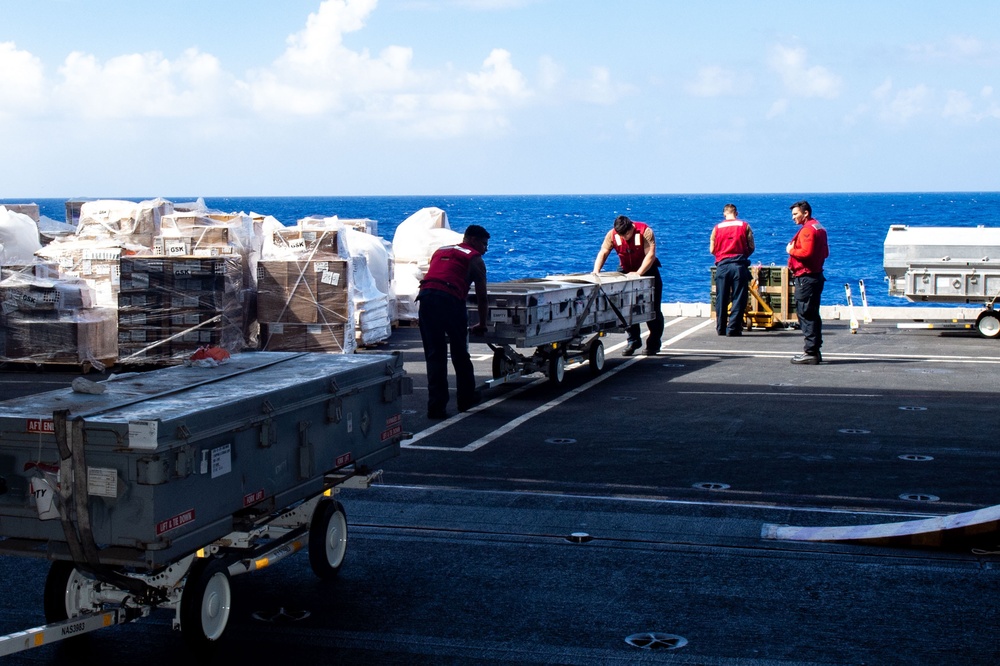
top-left (883, 225), bottom-right (1000, 302)
top-left (468, 272), bottom-right (656, 347)
top-left (0, 351), bottom-right (407, 568)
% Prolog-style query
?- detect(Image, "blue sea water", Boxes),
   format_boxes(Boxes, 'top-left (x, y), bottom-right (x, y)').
top-left (12, 192), bottom-right (1000, 307)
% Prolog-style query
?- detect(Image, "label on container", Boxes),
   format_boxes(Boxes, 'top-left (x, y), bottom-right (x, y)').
top-left (321, 271), bottom-right (340, 286)
top-left (27, 419), bottom-right (55, 435)
top-left (243, 489), bottom-right (265, 507)
top-left (156, 509), bottom-right (195, 536)
top-left (128, 420), bottom-right (159, 450)
top-left (87, 467), bottom-right (118, 498)
top-left (211, 443), bottom-right (232, 478)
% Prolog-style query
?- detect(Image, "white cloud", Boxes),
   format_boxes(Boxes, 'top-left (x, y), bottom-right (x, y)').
top-left (943, 90), bottom-right (973, 119)
top-left (0, 42), bottom-right (46, 117)
top-left (907, 35), bottom-right (1000, 64)
top-left (768, 45), bottom-right (842, 99)
top-left (685, 66), bottom-right (741, 98)
top-left (54, 48), bottom-right (233, 119)
top-left (0, 0), bottom-right (602, 142)
top-left (537, 55), bottom-right (564, 93)
top-left (465, 48), bottom-right (529, 101)
top-left (872, 79), bottom-right (930, 124)
top-left (766, 98), bottom-right (788, 119)
top-left (575, 66), bottom-right (633, 106)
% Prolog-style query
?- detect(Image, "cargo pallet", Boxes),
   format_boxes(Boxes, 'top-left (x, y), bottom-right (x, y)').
top-left (711, 265), bottom-right (797, 331)
top-left (0, 351), bottom-right (411, 654)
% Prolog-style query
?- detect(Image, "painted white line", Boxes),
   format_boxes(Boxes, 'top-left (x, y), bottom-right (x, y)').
top-left (404, 378), bottom-right (546, 448)
top-left (661, 347), bottom-right (1000, 363)
top-left (406, 317), bottom-right (712, 452)
top-left (678, 391), bottom-right (883, 397)
top-left (371, 483), bottom-right (941, 520)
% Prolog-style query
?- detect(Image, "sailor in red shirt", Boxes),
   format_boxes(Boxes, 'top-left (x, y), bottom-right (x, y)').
top-left (593, 215), bottom-right (665, 356)
top-left (417, 225), bottom-right (490, 418)
top-left (710, 204), bottom-right (755, 337)
top-left (786, 200), bottom-right (829, 365)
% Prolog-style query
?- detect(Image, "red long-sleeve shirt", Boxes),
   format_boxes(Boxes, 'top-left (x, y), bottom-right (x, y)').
top-left (787, 219), bottom-right (829, 276)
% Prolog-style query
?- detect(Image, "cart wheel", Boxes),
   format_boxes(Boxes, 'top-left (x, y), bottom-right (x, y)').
top-left (44, 560), bottom-right (93, 622)
top-left (548, 353), bottom-right (566, 385)
top-left (309, 498), bottom-right (348, 580)
top-left (491, 349), bottom-right (512, 379)
top-left (588, 340), bottom-right (605, 376)
top-left (976, 310), bottom-right (1000, 339)
top-left (180, 557), bottom-right (232, 649)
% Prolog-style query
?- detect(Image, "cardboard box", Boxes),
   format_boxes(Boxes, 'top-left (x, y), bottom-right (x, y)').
top-left (257, 260), bottom-right (349, 324)
top-left (0, 309), bottom-right (117, 364)
top-left (272, 228), bottom-right (339, 257)
top-left (260, 322), bottom-right (349, 353)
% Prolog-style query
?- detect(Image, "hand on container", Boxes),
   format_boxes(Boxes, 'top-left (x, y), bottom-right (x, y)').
top-left (470, 324), bottom-right (487, 336)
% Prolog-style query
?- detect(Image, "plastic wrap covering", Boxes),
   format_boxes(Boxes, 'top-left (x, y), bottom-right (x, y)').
top-left (154, 210), bottom-right (263, 342)
top-left (0, 268), bottom-right (115, 368)
top-left (117, 256), bottom-right (246, 365)
top-left (75, 198), bottom-right (173, 250)
top-left (390, 207), bottom-right (461, 321)
top-left (300, 215), bottom-right (377, 236)
top-left (257, 259), bottom-right (353, 353)
top-left (343, 227), bottom-right (392, 345)
top-left (0, 206), bottom-right (42, 264)
top-left (352, 255), bottom-right (392, 346)
top-left (258, 218), bottom-right (356, 353)
top-left (34, 238), bottom-right (123, 308)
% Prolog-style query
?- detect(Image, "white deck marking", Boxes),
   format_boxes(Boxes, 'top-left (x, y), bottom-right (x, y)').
top-left (405, 318), bottom-right (713, 451)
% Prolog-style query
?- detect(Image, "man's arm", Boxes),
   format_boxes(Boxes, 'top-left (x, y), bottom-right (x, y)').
top-left (593, 230), bottom-right (614, 273)
top-left (709, 226), bottom-right (717, 254)
top-left (633, 227), bottom-right (657, 276)
top-left (469, 256), bottom-right (489, 335)
top-left (787, 227), bottom-right (815, 259)
top-left (746, 226), bottom-right (755, 256)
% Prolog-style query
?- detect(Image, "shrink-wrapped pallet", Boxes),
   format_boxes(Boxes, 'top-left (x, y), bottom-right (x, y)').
top-left (117, 256), bottom-right (245, 365)
top-left (0, 268), bottom-right (115, 368)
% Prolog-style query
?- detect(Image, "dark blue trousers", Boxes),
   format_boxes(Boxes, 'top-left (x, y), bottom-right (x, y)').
top-left (715, 259), bottom-right (751, 335)
top-left (794, 274), bottom-right (825, 355)
top-left (418, 289), bottom-right (476, 415)
top-left (624, 266), bottom-right (664, 352)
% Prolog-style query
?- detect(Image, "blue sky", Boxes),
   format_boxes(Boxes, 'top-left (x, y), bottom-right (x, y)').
top-left (1, 0), bottom-right (999, 197)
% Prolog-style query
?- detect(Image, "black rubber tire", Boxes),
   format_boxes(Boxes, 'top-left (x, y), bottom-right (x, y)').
top-left (309, 499), bottom-right (348, 580)
top-left (588, 340), bottom-right (605, 376)
top-left (976, 310), bottom-right (1000, 339)
top-left (548, 353), bottom-right (566, 385)
top-left (491, 350), bottom-right (509, 379)
top-left (43, 560), bottom-right (85, 623)
top-left (180, 557), bottom-right (232, 650)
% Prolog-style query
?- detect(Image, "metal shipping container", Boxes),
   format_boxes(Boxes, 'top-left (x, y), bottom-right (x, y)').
top-left (0, 351), bottom-right (408, 569)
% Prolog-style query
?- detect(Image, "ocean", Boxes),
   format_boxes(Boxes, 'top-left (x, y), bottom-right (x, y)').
top-left (13, 192), bottom-right (1000, 307)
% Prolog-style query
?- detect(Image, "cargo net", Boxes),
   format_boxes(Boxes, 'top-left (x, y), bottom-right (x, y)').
top-left (0, 266), bottom-right (117, 370)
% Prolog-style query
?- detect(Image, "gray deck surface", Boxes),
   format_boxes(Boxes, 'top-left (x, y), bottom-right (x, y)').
top-left (1, 313), bottom-right (997, 664)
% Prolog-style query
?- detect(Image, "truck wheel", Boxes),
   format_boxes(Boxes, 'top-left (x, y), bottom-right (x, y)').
top-left (976, 310), bottom-right (1000, 338)
top-left (180, 558), bottom-right (232, 649)
top-left (548, 353), bottom-right (566, 385)
top-left (588, 340), bottom-right (605, 376)
top-left (309, 499), bottom-right (348, 579)
top-left (492, 350), bottom-right (512, 379)
top-left (43, 560), bottom-right (92, 622)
